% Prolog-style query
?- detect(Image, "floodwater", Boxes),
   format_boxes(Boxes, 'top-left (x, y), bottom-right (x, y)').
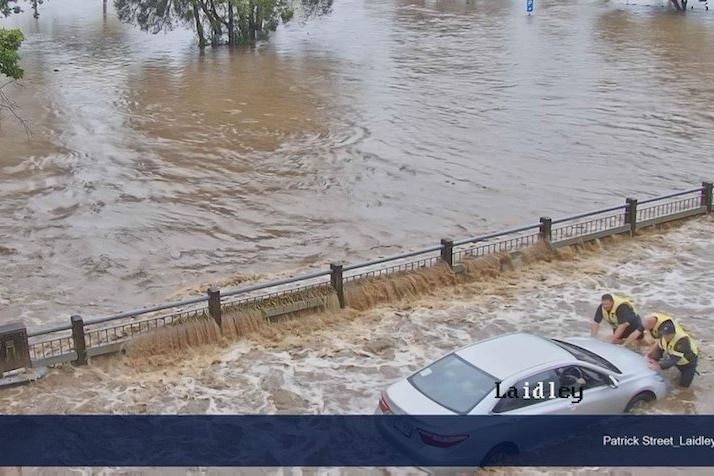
top-left (1, 0), bottom-right (714, 329)
top-left (0, 213), bottom-right (713, 476)
top-left (1, 218), bottom-right (712, 414)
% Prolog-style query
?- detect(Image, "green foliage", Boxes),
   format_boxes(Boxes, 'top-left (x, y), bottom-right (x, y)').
top-left (280, 8), bottom-right (293, 22)
top-left (0, 28), bottom-right (24, 79)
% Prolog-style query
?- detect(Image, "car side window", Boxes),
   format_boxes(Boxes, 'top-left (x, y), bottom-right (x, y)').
top-left (581, 367), bottom-right (610, 389)
top-left (492, 370), bottom-right (559, 414)
top-left (555, 365), bottom-right (609, 391)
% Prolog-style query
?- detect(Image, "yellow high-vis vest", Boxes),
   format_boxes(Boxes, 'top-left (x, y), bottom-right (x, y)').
top-left (659, 328), bottom-right (699, 366)
top-left (603, 295), bottom-right (636, 329)
top-left (648, 312), bottom-right (685, 340)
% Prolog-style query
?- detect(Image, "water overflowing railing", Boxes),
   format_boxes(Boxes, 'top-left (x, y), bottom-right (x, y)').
top-left (18, 181), bottom-right (714, 369)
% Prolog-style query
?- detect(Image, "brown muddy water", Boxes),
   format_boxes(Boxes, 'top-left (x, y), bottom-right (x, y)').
top-left (2, 0), bottom-right (714, 328)
top-left (0, 217), bottom-right (712, 475)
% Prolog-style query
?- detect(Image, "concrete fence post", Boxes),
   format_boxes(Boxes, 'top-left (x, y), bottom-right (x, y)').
top-left (440, 239), bottom-right (454, 269)
top-left (625, 198), bottom-right (638, 236)
top-left (0, 323), bottom-right (31, 372)
top-left (207, 287), bottom-right (222, 329)
top-left (539, 217), bottom-right (552, 243)
top-left (702, 181), bottom-right (713, 214)
top-left (330, 263), bottom-right (346, 309)
top-left (70, 315), bottom-right (88, 366)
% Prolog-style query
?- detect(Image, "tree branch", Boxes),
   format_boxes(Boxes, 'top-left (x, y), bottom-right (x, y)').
top-left (0, 80), bottom-right (31, 138)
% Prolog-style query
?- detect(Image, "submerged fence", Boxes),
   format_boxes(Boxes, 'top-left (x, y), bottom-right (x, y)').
top-left (8, 181), bottom-right (714, 371)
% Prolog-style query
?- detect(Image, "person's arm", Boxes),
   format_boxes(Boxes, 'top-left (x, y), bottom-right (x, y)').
top-left (611, 323), bottom-right (630, 344)
top-left (652, 339), bottom-right (695, 370)
top-left (646, 343), bottom-right (661, 361)
top-left (591, 306), bottom-right (603, 337)
top-left (656, 354), bottom-right (679, 370)
top-left (622, 312), bottom-right (644, 346)
top-left (622, 328), bottom-right (642, 346)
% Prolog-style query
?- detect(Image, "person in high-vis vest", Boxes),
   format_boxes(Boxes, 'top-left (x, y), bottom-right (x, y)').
top-left (643, 312), bottom-right (683, 341)
top-left (647, 321), bottom-right (699, 388)
top-left (591, 294), bottom-right (645, 346)
top-left (643, 313), bottom-right (687, 372)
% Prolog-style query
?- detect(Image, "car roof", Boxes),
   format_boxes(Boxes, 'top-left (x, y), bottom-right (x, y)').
top-left (454, 332), bottom-right (573, 380)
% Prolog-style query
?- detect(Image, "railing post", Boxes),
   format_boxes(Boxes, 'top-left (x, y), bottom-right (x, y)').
top-left (702, 181), bottom-right (713, 214)
top-left (207, 287), bottom-right (222, 329)
top-left (0, 323), bottom-right (32, 373)
top-left (71, 315), bottom-right (87, 366)
top-left (330, 263), bottom-right (346, 309)
top-left (625, 198), bottom-right (638, 235)
top-left (440, 239), bottom-right (454, 269)
top-left (539, 217), bottom-right (552, 243)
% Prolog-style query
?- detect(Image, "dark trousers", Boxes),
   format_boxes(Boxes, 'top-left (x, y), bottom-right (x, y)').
top-left (677, 359), bottom-right (698, 388)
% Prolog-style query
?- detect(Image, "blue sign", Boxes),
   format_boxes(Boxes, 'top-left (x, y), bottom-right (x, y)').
top-left (527, 0), bottom-right (534, 12)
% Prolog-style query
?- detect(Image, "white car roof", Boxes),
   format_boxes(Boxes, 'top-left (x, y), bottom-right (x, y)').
top-left (455, 332), bottom-right (573, 380)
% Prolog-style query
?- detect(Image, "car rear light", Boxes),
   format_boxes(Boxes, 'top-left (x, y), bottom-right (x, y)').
top-left (378, 391), bottom-right (391, 413)
top-left (416, 428), bottom-right (469, 448)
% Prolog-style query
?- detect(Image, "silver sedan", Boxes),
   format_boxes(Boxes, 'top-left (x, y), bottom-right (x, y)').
top-left (375, 332), bottom-right (670, 465)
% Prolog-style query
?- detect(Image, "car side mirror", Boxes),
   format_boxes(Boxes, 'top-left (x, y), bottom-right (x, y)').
top-left (608, 375), bottom-right (619, 389)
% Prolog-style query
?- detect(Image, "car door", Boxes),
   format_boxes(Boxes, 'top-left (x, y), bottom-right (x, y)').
top-left (487, 369), bottom-right (575, 455)
top-left (554, 364), bottom-right (624, 414)
top-left (490, 369), bottom-right (573, 416)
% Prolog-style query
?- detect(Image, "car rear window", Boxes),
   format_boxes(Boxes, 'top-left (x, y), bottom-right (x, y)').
top-left (408, 353), bottom-right (496, 414)
top-left (549, 339), bottom-right (622, 374)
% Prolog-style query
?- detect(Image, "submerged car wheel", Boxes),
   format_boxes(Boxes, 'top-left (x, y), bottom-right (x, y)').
top-left (480, 442), bottom-right (518, 467)
top-left (624, 391), bottom-right (656, 413)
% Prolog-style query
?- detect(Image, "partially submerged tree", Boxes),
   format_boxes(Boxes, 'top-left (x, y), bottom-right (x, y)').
top-left (1, 0), bottom-right (42, 18)
top-left (0, 0), bottom-right (21, 16)
top-left (115, 0), bottom-right (330, 48)
top-left (0, 27), bottom-right (28, 133)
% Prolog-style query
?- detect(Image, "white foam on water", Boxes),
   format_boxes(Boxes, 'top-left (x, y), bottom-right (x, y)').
top-left (2, 218), bottom-right (714, 474)
top-left (3, 218), bottom-right (714, 416)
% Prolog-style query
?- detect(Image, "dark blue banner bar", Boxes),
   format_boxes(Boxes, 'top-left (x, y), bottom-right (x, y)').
top-left (2, 416), bottom-right (714, 467)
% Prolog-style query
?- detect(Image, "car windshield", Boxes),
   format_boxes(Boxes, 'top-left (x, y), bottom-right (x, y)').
top-left (408, 353), bottom-right (496, 414)
top-left (549, 339), bottom-right (622, 374)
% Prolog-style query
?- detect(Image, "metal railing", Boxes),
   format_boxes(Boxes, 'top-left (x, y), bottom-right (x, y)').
top-left (453, 224), bottom-right (542, 262)
top-left (19, 181), bottom-right (714, 369)
top-left (343, 246), bottom-right (443, 283)
top-left (551, 206), bottom-right (627, 245)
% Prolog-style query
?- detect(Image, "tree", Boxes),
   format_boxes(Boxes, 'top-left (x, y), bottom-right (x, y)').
top-left (0, 28), bottom-right (28, 133)
top-left (1, 0), bottom-right (21, 16)
top-left (0, 28), bottom-right (24, 79)
top-left (115, 0), bottom-right (330, 48)
top-left (1, 0), bottom-right (41, 18)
